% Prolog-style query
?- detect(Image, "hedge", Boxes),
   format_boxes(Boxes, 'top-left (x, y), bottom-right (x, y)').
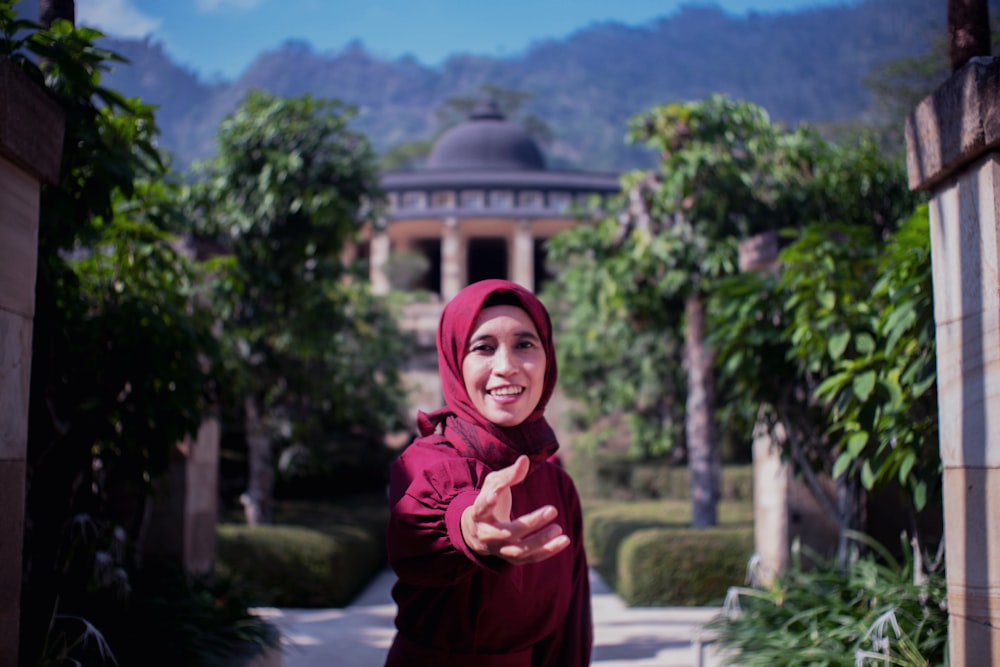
top-left (215, 523), bottom-right (384, 607)
top-left (616, 526), bottom-right (754, 606)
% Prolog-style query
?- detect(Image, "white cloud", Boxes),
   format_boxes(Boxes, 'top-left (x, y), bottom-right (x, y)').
top-left (77, 0), bottom-right (161, 38)
top-left (195, 0), bottom-right (265, 12)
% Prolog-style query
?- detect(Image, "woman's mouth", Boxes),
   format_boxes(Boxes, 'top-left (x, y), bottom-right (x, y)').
top-left (489, 386), bottom-right (524, 399)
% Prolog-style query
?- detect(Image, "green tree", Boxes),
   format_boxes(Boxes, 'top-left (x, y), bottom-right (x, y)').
top-left (549, 95), bottom-right (820, 526)
top-left (187, 90), bottom-right (409, 524)
top-left (3, 7), bottom-right (243, 665)
top-left (710, 137), bottom-right (930, 561)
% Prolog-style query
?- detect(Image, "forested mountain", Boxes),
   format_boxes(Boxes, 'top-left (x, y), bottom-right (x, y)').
top-left (13, 0), bottom-right (998, 171)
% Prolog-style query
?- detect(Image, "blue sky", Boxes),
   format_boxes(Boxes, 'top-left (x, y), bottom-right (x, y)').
top-left (74, 0), bottom-right (851, 81)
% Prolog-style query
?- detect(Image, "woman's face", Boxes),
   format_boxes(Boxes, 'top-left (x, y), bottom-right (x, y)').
top-left (462, 304), bottom-right (546, 427)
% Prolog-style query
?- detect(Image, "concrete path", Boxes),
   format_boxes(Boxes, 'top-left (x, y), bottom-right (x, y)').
top-left (255, 569), bottom-right (731, 667)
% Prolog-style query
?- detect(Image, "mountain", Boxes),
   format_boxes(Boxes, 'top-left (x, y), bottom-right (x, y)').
top-left (12, 0), bottom-right (995, 172)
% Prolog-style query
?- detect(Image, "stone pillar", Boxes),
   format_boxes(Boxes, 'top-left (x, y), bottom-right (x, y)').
top-left (142, 418), bottom-right (220, 575)
top-left (441, 216), bottom-right (463, 301)
top-left (0, 58), bottom-right (64, 667)
top-left (369, 229), bottom-right (390, 295)
top-left (751, 420), bottom-right (789, 584)
top-left (906, 56), bottom-right (1000, 666)
top-left (511, 218), bottom-right (534, 291)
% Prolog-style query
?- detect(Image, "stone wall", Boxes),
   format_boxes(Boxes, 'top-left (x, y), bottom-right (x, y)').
top-left (0, 57), bottom-right (64, 667)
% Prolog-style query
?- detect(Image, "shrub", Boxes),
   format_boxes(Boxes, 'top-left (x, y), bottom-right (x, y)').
top-left (706, 534), bottom-right (948, 666)
top-left (617, 527), bottom-right (754, 606)
top-left (583, 499), bottom-right (754, 594)
top-left (215, 523), bottom-right (384, 607)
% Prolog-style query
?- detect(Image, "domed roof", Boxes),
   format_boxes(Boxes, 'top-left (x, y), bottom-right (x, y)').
top-left (425, 97), bottom-right (546, 171)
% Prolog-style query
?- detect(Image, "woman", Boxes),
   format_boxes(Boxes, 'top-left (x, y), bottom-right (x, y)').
top-left (385, 279), bottom-right (592, 666)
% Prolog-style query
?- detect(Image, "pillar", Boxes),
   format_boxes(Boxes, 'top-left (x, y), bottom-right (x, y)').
top-left (0, 58), bottom-right (64, 667)
top-left (906, 55), bottom-right (1000, 666)
top-left (511, 218), bottom-right (535, 291)
top-left (441, 216), bottom-right (463, 301)
top-left (369, 228), bottom-right (391, 295)
top-left (142, 418), bottom-right (220, 575)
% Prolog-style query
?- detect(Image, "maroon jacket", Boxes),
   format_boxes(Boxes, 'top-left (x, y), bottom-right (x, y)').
top-left (385, 438), bottom-right (592, 666)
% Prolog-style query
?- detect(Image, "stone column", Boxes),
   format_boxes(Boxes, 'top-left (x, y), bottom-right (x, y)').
top-left (142, 418), bottom-right (220, 575)
top-left (511, 218), bottom-right (534, 291)
top-left (441, 216), bottom-right (463, 301)
top-left (369, 229), bottom-right (391, 295)
top-left (906, 56), bottom-right (1000, 666)
top-left (0, 58), bottom-right (64, 667)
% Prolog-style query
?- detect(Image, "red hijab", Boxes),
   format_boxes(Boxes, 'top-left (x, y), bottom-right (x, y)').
top-left (415, 279), bottom-right (559, 470)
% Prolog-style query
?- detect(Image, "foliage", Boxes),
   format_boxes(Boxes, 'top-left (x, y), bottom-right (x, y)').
top-left (107, 559), bottom-right (280, 667)
top-left (707, 533), bottom-right (948, 667)
top-left (186, 89), bottom-right (411, 507)
top-left (709, 189), bottom-right (935, 524)
top-left (216, 522), bottom-right (385, 607)
top-left (617, 526), bottom-right (754, 606)
top-left (583, 498), bottom-right (754, 590)
top-left (546, 95), bottom-right (822, 459)
top-left (2, 8), bottom-right (234, 666)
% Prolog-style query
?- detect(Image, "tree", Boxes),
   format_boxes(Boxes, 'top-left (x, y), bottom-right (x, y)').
top-left (549, 95), bottom-right (820, 526)
top-left (187, 90), bottom-right (409, 524)
top-left (709, 137), bottom-right (929, 562)
top-left (4, 9), bottom-right (239, 665)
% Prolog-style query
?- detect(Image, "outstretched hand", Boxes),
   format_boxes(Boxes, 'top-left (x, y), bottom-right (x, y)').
top-left (461, 455), bottom-right (570, 565)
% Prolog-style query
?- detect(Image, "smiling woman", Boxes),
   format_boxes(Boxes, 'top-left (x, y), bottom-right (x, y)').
top-left (384, 279), bottom-right (592, 666)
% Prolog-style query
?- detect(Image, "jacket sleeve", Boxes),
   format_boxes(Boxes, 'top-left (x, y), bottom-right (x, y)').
top-left (386, 443), bottom-right (509, 587)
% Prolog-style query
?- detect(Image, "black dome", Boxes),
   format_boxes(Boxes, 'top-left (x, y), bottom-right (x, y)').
top-left (426, 97), bottom-right (545, 171)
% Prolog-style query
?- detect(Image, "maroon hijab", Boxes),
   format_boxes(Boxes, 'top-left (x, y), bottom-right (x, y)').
top-left (415, 279), bottom-right (559, 470)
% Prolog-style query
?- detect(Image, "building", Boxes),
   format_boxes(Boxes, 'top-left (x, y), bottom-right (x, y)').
top-left (368, 95), bottom-right (621, 423)
top-left (368, 96), bottom-right (620, 302)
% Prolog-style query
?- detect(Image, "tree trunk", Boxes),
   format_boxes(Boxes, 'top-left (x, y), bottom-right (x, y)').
top-left (39, 0), bottom-right (75, 26)
top-left (242, 396), bottom-right (273, 525)
top-left (685, 292), bottom-right (720, 527)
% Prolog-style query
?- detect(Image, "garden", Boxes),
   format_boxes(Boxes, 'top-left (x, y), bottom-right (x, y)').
top-left (5, 3), bottom-right (950, 666)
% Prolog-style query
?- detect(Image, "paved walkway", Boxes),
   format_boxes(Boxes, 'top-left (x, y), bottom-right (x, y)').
top-left (255, 568), bottom-right (731, 667)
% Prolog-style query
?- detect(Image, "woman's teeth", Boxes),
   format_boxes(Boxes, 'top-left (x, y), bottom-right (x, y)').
top-left (490, 387), bottom-right (523, 397)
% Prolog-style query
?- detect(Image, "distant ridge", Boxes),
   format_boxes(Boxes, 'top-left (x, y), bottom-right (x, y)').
top-left (13, 0), bottom-right (999, 171)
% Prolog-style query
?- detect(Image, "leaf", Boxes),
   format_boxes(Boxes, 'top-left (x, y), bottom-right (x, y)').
top-left (827, 330), bottom-right (850, 360)
top-left (852, 370), bottom-right (877, 402)
top-left (898, 451), bottom-right (916, 483)
top-left (832, 452), bottom-right (852, 479)
top-left (913, 480), bottom-right (928, 511)
top-left (847, 431), bottom-right (868, 457)
top-left (861, 460), bottom-right (876, 490)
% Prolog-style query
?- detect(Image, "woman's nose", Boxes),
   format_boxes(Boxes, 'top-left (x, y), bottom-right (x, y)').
top-left (492, 346), bottom-right (516, 374)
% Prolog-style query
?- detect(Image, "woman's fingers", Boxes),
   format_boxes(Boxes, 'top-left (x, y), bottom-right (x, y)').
top-left (498, 525), bottom-right (570, 564)
top-left (462, 456), bottom-right (571, 564)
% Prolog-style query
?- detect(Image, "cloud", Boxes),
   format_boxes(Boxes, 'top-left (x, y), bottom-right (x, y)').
top-left (77, 0), bottom-right (161, 38)
top-left (195, 0), bottom-right (265, 12)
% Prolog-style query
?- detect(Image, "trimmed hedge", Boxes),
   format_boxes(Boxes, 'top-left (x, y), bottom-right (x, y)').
top-left (583, 498), bottom-right (754, 606)
top-left (616, 526), bottom-right (754, 606)
top-left (215, 523), bottom-right (384, 607)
